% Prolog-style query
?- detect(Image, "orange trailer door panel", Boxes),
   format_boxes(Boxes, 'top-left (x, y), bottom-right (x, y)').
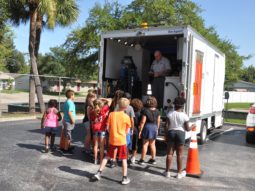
top-left (193, 51), bottom-right (203, 114)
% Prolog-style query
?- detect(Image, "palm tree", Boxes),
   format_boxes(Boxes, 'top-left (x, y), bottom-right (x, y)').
top-left (6, 0), bottom-right (78, 113)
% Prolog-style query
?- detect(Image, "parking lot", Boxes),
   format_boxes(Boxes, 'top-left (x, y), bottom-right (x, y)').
top-left (0, 120), bottom-right (254, 191)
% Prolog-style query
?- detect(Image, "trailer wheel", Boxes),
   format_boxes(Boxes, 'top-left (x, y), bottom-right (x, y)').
top-left (198, 120), bottom-right (207, 145)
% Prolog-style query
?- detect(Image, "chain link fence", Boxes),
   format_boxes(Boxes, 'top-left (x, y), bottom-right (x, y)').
top-left (0, 72), bottom-right (97, 118)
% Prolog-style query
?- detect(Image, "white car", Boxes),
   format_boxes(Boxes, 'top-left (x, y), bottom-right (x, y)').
top-left (246, 103), bottom-right (255, 144)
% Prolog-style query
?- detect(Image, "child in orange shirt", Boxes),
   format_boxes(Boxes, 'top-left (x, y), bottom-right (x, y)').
top-left (93, 98), bottom-right (131, 185)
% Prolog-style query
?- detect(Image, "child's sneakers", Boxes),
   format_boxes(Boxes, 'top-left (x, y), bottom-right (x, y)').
top-left (94, 159), bottom-right (99, 165)
top-left (130, 156), bottom-right (135, 164)
top-left (45, 147), bottom-right (49, 153)
top-left (163, 171), bottom-right (171, 178)
top-left (109, 159), bottom-right (116, 168)
top-left (121, 176), bottom-right (130, 185)
top-left (94, 171), bottom-right (101, 180)
top-left (147, 158), bottom-right (157, 165)
top-left (128, 156), bottom-right (135, 165)
top-left (176, 170), bottom-right (186, 179)
top-left (138, 159), bottom-right (145, 165)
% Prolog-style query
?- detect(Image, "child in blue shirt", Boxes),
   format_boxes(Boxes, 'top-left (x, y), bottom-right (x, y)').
top-left (63, 89), bottom-right (76, 153)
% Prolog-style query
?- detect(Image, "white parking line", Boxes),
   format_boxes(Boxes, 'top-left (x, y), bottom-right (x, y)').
top-left (208, 127), bottom-right (234, 140)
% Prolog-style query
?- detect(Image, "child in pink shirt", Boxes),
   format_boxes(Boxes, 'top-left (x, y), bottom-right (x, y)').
top-left (41, 99), bottom-right (62, 153)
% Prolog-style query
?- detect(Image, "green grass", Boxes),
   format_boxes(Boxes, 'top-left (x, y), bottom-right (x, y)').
top-left (225, 102), bottom-right (252, 110)
top-left (224, 118), bottom-right (246, 125)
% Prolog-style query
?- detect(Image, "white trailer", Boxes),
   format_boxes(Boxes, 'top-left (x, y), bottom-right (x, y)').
top-left (98, 25), bottom-right (225, 144)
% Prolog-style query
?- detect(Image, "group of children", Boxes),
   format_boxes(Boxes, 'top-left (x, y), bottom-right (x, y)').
top-left (41, 88), bottom-right (190, 185)
top-left (41, 89), bottom-right (76, 153)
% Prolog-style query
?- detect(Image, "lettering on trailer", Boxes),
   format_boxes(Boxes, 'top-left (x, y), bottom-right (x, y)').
top-left (168, 29), bottom-right (183, 34)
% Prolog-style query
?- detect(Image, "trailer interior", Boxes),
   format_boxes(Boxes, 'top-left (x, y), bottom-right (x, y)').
top-left (102, 33), bottom-right (185, 107)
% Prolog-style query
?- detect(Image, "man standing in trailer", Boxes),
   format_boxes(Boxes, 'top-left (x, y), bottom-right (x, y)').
top-left (149, 50), bottom-right (171, 108)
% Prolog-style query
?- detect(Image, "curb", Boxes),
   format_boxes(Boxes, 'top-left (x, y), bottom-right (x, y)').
top-left (0, 116), bottom-right (37, 122)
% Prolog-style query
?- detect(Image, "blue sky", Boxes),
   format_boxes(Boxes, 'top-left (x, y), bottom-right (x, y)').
top-left (13, 0), bottom-right (255, 67)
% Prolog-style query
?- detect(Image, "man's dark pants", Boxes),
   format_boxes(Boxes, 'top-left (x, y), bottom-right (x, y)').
top-left (152, 77), bottom-right (165, 108)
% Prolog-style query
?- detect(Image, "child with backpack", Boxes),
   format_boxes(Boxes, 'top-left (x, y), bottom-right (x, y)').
top-left (41, 99), bottom-right (62, 153)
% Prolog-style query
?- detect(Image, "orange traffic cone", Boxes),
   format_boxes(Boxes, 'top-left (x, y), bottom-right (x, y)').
top-left (186, 125), bottom-right (203, 178)
top-left (59, 127), bottom-right (65, 150)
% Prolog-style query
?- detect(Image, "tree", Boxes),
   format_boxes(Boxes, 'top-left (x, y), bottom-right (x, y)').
top-left (5, 50), bottom-right (28, 73)
top-left (0, 26), bottom-right (15, 71)
top-left (63, 2), bottom-right (124, 80)
top-left (37, 46), bottom-right (98, 91)
top-left (0, 0), bottom-right (15, 72)
top-left (64, 26), bottom-right (99, 81)
top-left (5, 0), bottom-right (78, 113)
top-left (37, 49), bottom-right (66, 76)
top-left (240, 65), bottom-right (255, 83)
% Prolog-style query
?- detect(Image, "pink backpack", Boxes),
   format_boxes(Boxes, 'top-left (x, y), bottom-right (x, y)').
top-left (44, 108), bottom-right (59, 128)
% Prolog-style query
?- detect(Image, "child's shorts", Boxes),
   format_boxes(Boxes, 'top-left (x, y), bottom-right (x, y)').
top-left (167, 130), bottom-right (185, 146)
top-left (43, 127), bottom-right (58, 135)
top-left (93, 131), bottom-right (106, 137)
top-left (84, 121), bottom-right (90, 130)
top-left (63, 121), bottom-right (75, 140)
top-left (107, 144), bottom-right (127, 160)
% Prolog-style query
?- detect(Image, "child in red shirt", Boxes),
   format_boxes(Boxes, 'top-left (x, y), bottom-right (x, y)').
top-left (93, 98), bottom-right (131, 185)
top-left (90, 98), bottom-right (111, 164)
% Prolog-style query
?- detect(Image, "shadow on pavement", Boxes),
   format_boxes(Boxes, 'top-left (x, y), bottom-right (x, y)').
top-left (129, 164), bottom-right (168, 176)
top-left (100, 175), bottom-right (122, 184)
top-left (17, 143), bottom-right (44, 153)
top-left (51, 146), bottom-right (94, 164)
top-left (28, 129), bottom-right (44, 134)
top-left (58, 165), bottom-right (93, 177)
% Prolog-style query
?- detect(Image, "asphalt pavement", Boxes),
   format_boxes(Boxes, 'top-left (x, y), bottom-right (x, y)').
top-left (0, 120), bottom-right (254, 191)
